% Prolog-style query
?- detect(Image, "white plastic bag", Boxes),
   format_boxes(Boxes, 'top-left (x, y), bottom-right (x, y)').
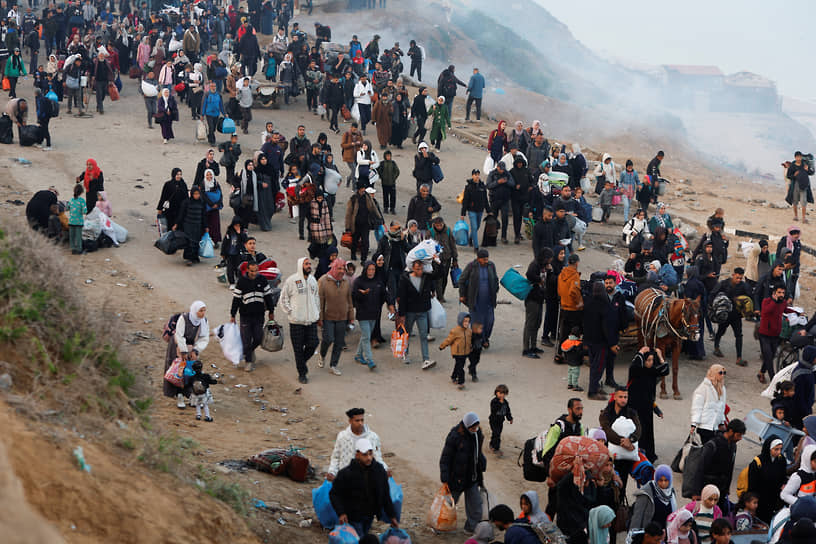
top-left (429, 297), bottom-right (446, 329)
top-left (483, 155), bottom-right (495, 175)
top-left (82, 208), bottom-right (103, 240)
top-left (324, 168), bottom-right (341, 195)
top-left (762, 361), bottom-right (798, 398)
top-left (406, 240), bottom-right (441, 269)
top-left (141, 80), bottom-right (158, 97)
top-left (608, 417), bottom-right (640, 461)
top-left (351, 103), bottom-right (360, 122)
top-left (216, 323), bottom-right (243, 366)
top-left (111, 221), bottom-right (128, 244)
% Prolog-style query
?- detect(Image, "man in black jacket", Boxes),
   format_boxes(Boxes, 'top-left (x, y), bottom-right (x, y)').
top-left (523, 248), bottom-right (554, 358)
top-left (230, 260), bottom-right (277, 372)
top-left (599, 387), bottom-right (641, 491)
top-left (407, 39), bottom-right (422, 81)
top-left (532, 206), bottom-right (556, 258)
top-left (712, 267), bottom-right (751, 366)
top-left (436, 64), bottom-right (465, 122)
top-left (753, 261), bottom-right (788, 310)
top-left (459, 249), bottom-right (499, 347)
top-left (646, 151), bottom-right (663, 203)
top-left (486, 161), bottom-right (513, 243)
top-left (322, 73), bottom-right (344, 133)
top-left (693, 419), bottom-right (745, 509)
top-left (584, 281), bottom-right (620, 400)
top-left (329, 437), bottom-right (398, 538)
top-left (439, 411), bottom-right (486, 534)
top-left (396, 259), bottom-right (442, 368)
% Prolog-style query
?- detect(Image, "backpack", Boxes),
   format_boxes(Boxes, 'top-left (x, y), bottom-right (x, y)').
top-left (709, 291), bottom-right (733, 324)
top-left (161, 313), bottom-right (183, 343)
top-left (512, 519), bottom-right (567, 544)
top-left (518, 437), bottom-right (549, 482)
top-left (736, 456), bottom-right (760, 499)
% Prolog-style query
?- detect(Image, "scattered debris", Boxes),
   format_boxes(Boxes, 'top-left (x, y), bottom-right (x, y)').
top-left (0, 373), bottom-right (12, 391)
top-left (72, 446), bottom-right (91, 473)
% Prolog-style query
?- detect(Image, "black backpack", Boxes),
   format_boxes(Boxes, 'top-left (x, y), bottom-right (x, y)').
top-left (518, 437), bottom-right (549, 482)
top-left (709, 291), bottom-right (733, 324)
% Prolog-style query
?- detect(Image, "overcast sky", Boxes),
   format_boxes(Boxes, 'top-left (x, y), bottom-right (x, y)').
top-left (536, 0), bottom-right (812, 99)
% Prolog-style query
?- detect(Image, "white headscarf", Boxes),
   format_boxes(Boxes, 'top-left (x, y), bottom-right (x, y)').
top-left (241, 166), bottom-right (259, 212)
top-left (161, 87), bottom-right (170, 108)
top-left (203, 169), bottom-right (216, 191)
top-left (188, 300), bottom-right (206, 327)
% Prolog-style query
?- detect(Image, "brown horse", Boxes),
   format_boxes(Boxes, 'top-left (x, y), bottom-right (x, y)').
top-left (634, 288), bottom-right (701, 400)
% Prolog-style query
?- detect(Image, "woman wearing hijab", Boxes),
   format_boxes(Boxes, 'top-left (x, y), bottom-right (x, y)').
top-left (164, 300), bottom-right (210, 409)
top-left (355, 140), bottom-right (379, 186)
top-left (428, 95), bottom-right (449, 151)
top-left (665, 509), bottom-right (698, 544)
top-left (370, 253), bottom-right (390, 345)
top-left (308, 191), bottom-right (333, 246)
top-left (389, 92), bottom-right (409, 149)
top-left (508, 120), bottom-right (531, 155)
top-left (188, 62), bottom-right (204, 120)
top-left (253, 152), bottom-right (278, 231)
top-left (588, 505), bottom-right (616, 544)
top-left (136, 35), bottom-right (151, 70)
top-left (201, 169), bottom-right (223, 246)
top-left (684, 485), bottom-right (722, 541)
top-left (746, 436), bottom-right (787, 523)
top-left (193, 149), bottom-right (221, 188)
top-left (552, 153), bottom-right (571, 175)
top-left (631, 465), bottom-right (678, 531)
top-left (237, 159), bottom-right (259, 227)
top-left (173, 185), bottom-right (208, 265)
top-left (152, 37), bottom-right (166, 69)
top-left (94, 190), bottom-right (112, 217)
top-left (690, 364), bottom-right (727, 443)
top-left (77, 159), bottom-right (104, 213)
top-left (156, 87), bottom-right (179, 144)
top-left (628, 346), bottom-right (670, 461)
top-left (464, 521), bottom-right (494, 544)
top-left (4, 47), bottom-right (26, 98)
top-left (352, 260), bottom-right (393, 370)
top-left (157, 167), bottom-right (188, 231)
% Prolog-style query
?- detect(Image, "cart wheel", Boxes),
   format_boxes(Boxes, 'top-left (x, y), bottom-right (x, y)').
top-left (775, 343), bottom-right (799, 373)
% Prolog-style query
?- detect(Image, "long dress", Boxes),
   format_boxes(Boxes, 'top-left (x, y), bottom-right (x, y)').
top-left (78, 171), bottom-right (105, 213)
top-left (156, 95), bottom-right (178, 140)
top-left (628, 352), bottom-right (670, 462)
top-left (429, 103), bottom-right (449, 147)
top-left (203, 183), bottom-right (223, 242)
top-left (389, 98), bottom-right (408, 147)
top-left (372, 99), bottom-right (392, 147)
top-left (157, 178), bottom-right (189, 229)
top-left (255, 170), bottom-right (276, 231)
top-left (176, 196), bottom-right (207, 262)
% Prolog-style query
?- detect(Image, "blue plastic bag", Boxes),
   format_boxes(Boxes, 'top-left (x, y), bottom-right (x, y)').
top-left (374, 224), bottom-right (386, 242)
top-left (221, 117), bottom-right (236, 134)
top-left (46, 90), bottom-right (59, 102)
top-left (379, 477), bottom-right (403, 523)
top-left (312, 480), bottom-right (339, 529)
top-left (328, 523), bottom-right (359, 544)
top-left (431, 164), bottom-right (444, 183)
top-left (500, 268), bottom-right (532, 301)
top-left (199, 233), bottom-right (215, 258)
top-left (379, 527), bottom-right (411, 543)
top-left (450, 266), bottom-right (462, 288)
top-left (453, 219), bottom-right (469, 246)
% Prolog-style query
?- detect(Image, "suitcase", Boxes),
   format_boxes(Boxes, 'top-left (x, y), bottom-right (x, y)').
top-left (128, 65), bottom-right (141, 79)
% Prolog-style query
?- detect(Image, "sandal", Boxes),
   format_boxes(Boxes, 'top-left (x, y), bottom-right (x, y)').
top-left (757, 372), bottom-right (767, 384)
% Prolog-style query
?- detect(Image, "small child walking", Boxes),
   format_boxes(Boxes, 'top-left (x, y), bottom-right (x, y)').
top-left (599, 181), bottom-right (615, 223)
top-left (67, 184), bottom-right (86, 255)
top-left (187, 361), bottom-right (218, 421)
top-left (468, 322), bottom-right (484, 382)
top-left (561, 327), bottom-right (584, 391)
top-left (488, 384), bottom-right (513, 456)
top-left (439, 312), bottom-right (472, 390)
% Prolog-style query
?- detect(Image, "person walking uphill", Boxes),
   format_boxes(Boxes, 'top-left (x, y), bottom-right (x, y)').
top-left (329, 437), bottom-right (399, 538)
top-left (397, 259), bottom-right (442, 369)
top-left (599, 387), bottom-right (642, 491)
top-left (230, 259), bottom-right (276, 372)
top-left (164, 301), bottom-right (210, 409)
top-left (345, 182), bottom-right (384, 263)
top-left (436, 64), bottom-right (466, 122)
top-left (317, 258), bottom-right (353, 376)
top-left (440, 411), bottom-right (487, 534)
top-left (280, 257), bottom-right (320, 384)
top-left (556, 254), bottom-right (584, 363)
top-left (465, 67), bottom-right (484, 121)
top-left (459, 249), bottom-right (499, 348)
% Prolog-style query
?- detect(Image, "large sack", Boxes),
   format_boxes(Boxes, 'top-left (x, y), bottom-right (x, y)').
top-left (19, 124), bottom-right (42, 146)
top-left (312, 480), bottom-right (339, 529)
top-left (141, 79), bottom-right (158, 97)
top-left (548, 436), bottom-right (610, 490)
top-left (216, 322), bottom-right (243, 366)
top-left (199, 233), bottom-right (215, 258)
top-left (762, 361), bottom-right (798, 398)
top-left (426, 484), bottom-right (457, 532)
top-left (429, 297), bottom-right (446, 329)
top-left (500, 268), bottom-right (532, 301)
top-left (380, 477), bottom-right (404, 523)
top-left (324, 168), bottom-right (341, 195)
top-left (453, 219), bottom-right (469, 246)
top-left (82, 208), bottom-right (104, 240)
top-left (261, 320), bottom-right (284, 352)
top-left (405, 239), bottom-right (442, 272)
top-left (328, 524), bottom-right (359, 544)
top-left (680, 439), bottom-right (705, 498)
top-left (110, 221), bottom-right (128, 244)
top-left (154, 230), bottom-right (188, 254)
top-left (608, 417), bottom-right (640, 461)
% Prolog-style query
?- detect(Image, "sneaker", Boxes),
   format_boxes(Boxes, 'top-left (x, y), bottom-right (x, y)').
top-left (196, 415), bottom-right (201, 420)
top-left (421, 360), bottom-right (436, 370)
top-left (317, 354), bottom-right (325, 368)
top-left (204, 416), bottom-right (213, 422)
top-left (426, 335), bottom-right (435, 342)
top-left (403, 356), bottom-right (411, 365)
top-left (577, 246), bottom-right (586, 251)
top-left (572, 385), bottom-right (584, 392)
top-left (228, 284), bottom-right (235, 290)
top-left (540, 340), bottom-right (554, 348)
top-left (41, 146), bottom-right (51, 151)
top-left (457, 384), bottom-right (466, 390)
top-left (298, 375), bottom-right (309, 384)
top-left (176, 393), bottom-right (186, 409)
top-left (567, 384), bottom-right (574, 390)
top-left (523, 351), bottom-right (540, 359)
top-left (713, 348), bottom-right (724, 358)
top-left (736, 359), bottom-right (748, 367)
top-left (245, 361), bottom-right (255, 372)
top-left (354, 355), bottom-right (367, 365)
top-left (470, 373), bottom-right (479, 382)
top-left (329, 366), bottom-right (342, 376)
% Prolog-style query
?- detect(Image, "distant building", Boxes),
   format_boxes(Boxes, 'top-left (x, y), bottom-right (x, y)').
top-left (717, 71), bottom-right (780, 113)
top-left (661, 65), bottom-right (724, 111)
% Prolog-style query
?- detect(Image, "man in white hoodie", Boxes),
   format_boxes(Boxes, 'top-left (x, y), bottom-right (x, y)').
top-left (280, 256), bottom-right (320, 383)
top-left (353, 74), bottom-right (374, 135)
top-left (781, 444), bottom-right (816, 505)
top-left (326, 407), bottom-right (390, 480)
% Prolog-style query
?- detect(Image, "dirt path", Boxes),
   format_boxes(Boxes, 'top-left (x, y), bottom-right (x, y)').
top-left (0, 62), bottom-right (803, 539)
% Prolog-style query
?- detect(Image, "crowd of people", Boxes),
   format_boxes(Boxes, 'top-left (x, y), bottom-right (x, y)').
top-left (13, 1), bottom-right (816, 543)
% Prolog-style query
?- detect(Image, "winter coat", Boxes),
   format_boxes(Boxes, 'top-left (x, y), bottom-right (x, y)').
top-left (439, 324), bottom-right (472, 356)
top-left (460, 180), bottom-right (489, 215)
top-left (345, 192), bottom-right (383, 233)
top-left (583, 293), bottom-right (615, 346)
top-left (279, 256), bottom-right (320, 325)
top-left (690, 378), bottom-right (726, 431)
top-left (467, 72), bottom-right (485, 99)
top-left (431, 224), bottom-right (458, 266)
top-left (439, 422), bottom-right (486, 492)
top-left (412, 152), bottom-right (439, 184)
top-left (329, 458), bottom-right (396, 522)
top-left (557, 266), bottom-right (583, 311)
top-left (428, 103), bottom-right (449, 141)
top-left (377, 159), bottom-right (400, 187)
top-left (317, 275), bottom-right (354, 322)
top-left (340, 130), bottom-right (363, 163)
top-left (458, 260), bottom-right (499, 309)
top-left (396, 268), bottom-right (442, 315)
top-left (758, 296), bottom-right (786, 337)
top-left (406, 193), bottom-right (441, 229)
top-left (486, 167), bottom-right (514, 206)
top-left (629, 481), bottom-right (677, 531)
top-left (352, 274), bottom-right (388, 321)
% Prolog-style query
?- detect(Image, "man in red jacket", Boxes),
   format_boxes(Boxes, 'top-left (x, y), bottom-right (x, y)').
top-left (758, 286), bottom-right (787, 383)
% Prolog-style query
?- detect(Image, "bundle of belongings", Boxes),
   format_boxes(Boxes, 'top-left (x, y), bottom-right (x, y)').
top-left (247, 447), bottom-right (314, 482)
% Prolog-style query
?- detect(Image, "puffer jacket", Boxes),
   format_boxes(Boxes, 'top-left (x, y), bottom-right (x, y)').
top-left (557, 266), bottom-right (583, 311)
top-left (690, 378), bottom-right (726, 431)
top-left (279, 256), bottom-right (320, 325)
top-left (439, 322), bottom-right (472, 356)
top-left (439, 421), bottom-right (486, 492)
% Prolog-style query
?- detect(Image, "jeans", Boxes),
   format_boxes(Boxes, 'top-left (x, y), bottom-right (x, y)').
top-left (346, 161), bottom-right (356, 187)
top-left (759, 334), bottom-right (779, 377)
top-left (240, 316), bottom-right (264, 363)
top-left (205, 114), bottom-right (218, 144)
top-left (95, 80), bottom-right (108, 112)
top-left (622, 194), bottom-right (631, 221)
top-left (320, 319), bottom-right (347, 367)
top-left (69, 224), bottom-right (82, 253)
top-left (511, 198), bottom-right (527, 239)
top-left (66, 87), bottom-right (83, 112)
top-left (465, 96), bottom-right (481, 120)
top-left (145, 96), bottom-right (157, 127)
top-left (356, 319), bottom-right (375, 364)
top-left (494, 200), bottom-right (510, 239)
top-left (403, 311), bottom-right (429, 361)
top-left (450, 484), bottom-right (482, 532)
top-left (467, 211), bottom-right (482, 249)
top-left (523, 299), bottom-right (543, 351)
top-left (382, 185), bottom-right (395, 211)
top-left (349, 515), bottom-right (374, 539)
